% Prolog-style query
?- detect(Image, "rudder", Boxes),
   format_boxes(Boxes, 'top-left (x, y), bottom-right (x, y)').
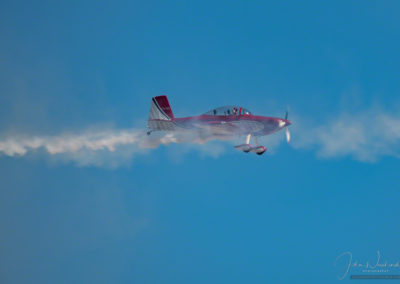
top-left (149, 95), bottom-right (174, 121)
top-left (148, 95), bottom-right (175, 131)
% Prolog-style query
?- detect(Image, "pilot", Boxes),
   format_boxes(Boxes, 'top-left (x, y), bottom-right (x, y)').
top-left (233, 107), bottom-right (238, 115)
top-left (213, 109), bottom-right (216, 115)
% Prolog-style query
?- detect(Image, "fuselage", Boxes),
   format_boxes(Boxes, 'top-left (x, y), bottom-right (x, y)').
top-left (148, 96), bottom-right (291, 139)
top-left (147, 96), bottom-right (292, 154)
top-left (173, 114), bottom-right (291, 137)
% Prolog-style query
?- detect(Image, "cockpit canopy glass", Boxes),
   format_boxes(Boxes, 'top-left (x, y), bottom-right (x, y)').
top-left (203, 106), bottom-right (251, 116)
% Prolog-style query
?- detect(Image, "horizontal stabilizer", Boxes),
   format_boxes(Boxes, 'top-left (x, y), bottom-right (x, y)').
top-left (148, 119), bottom-right (175, 131)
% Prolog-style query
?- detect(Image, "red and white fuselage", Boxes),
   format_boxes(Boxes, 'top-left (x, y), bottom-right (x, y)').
top-left (147, 95), bottom-right (291, 155)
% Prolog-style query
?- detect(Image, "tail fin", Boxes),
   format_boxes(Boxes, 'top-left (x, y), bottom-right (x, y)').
top-left (149, 95), bottom-right (174, 121)
top-left (148, 95), bottom-right (175, 131)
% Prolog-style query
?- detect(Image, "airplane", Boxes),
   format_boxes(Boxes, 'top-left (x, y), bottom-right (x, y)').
top-left (147, 95), bottom-right (291, 155)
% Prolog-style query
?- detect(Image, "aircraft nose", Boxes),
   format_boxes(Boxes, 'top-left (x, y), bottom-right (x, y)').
top-left (279, 119), bottom-right (291, 127)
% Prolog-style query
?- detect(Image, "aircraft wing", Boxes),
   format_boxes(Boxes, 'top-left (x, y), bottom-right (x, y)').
top-left (194, 121), bottom-right (239, 135)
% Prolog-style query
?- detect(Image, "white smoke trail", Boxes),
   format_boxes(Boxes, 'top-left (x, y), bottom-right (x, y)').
top-left (0, 129), bottom-right (141, 156)
top-left (291, 109), bottom-right (400, 162)
top-left (2, 108), bottom-right (400, 166)
top-left (0, 128), bottom-right (231, 167)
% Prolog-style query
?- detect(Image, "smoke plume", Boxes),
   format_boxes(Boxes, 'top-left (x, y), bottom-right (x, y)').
top-left (1, 108), bottom-right (400, 166)
top-left (0, 128), bottom-right (231, 167)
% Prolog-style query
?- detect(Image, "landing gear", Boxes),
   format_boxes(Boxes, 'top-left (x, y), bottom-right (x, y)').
top-left (256, 150), bottom-right (266, 155)
top-left (246, 134), bottom-right (251, 144)
top-left (234, 134), bottom-right (267, 155)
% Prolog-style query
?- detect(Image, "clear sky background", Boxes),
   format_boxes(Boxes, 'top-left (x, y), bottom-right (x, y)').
top-left (1, 1), bottom-right (400, 283)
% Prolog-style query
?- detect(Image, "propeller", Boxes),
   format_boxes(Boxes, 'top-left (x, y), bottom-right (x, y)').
top-left (284, 109), bottom-right (290, 143)
top-left (285, 126), bottom-right (291, 143)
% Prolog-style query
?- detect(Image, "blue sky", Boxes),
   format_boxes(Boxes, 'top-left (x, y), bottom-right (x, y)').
top-left (1, 1), bottom-right (400, 283)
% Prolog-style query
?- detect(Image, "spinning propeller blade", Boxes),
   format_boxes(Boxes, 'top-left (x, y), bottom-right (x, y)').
top-left (284, 109), bottom-right (290, 143)
top-left (285, 126), bottom-right (291, 143)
